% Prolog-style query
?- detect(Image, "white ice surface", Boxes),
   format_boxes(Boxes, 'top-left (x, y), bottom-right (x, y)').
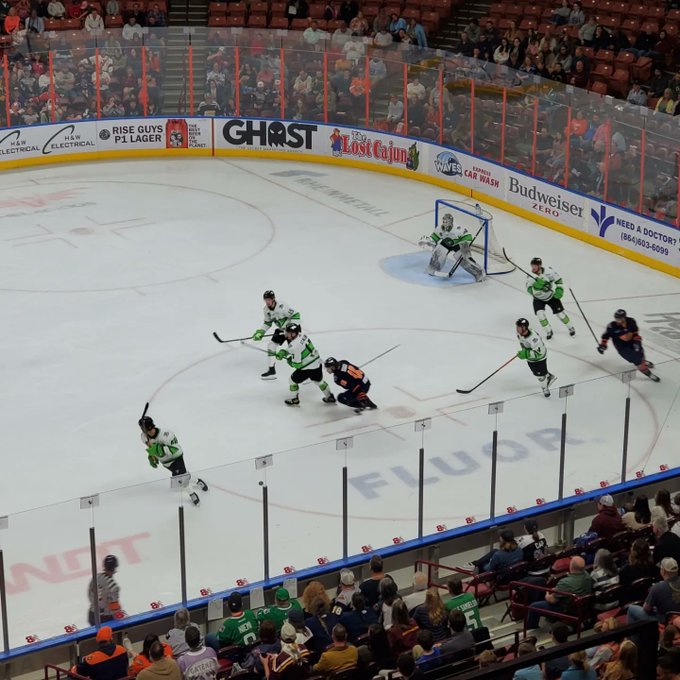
top-left (1, 158), bottom-right (680, 646)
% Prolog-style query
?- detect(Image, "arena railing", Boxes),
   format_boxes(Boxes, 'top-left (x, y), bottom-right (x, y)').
top-left (0, 357), bottom-right (679, 658)
top-left (2, 27), bottom-right (680, 227)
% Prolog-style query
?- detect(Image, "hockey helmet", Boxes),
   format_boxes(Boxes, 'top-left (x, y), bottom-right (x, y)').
top-left (614, 309), bottom-right (627, 319)
top-left (516, 317), bottom-right (530, 330)
top-left (103, 555), bottom-right (119, 572)
top-left (441, 213), bottom-right (454, 231)
top-left (324, 357), bottom-right (338, 369)
top-left (263, 290), bottom-right (275, 300)
top-left (139, 415), bottom-right (155, 432)
top-left (285, 323), bottom-right (301, 336)
top-left (530, 257), bottom-right (542, 267)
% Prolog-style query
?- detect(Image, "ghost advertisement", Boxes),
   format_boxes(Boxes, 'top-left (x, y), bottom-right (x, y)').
top-left (221, 119), bottom-right (317, 150)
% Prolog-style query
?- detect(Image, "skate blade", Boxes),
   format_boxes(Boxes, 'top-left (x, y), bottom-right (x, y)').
top-left (261, 375), bottom-right (277, 381)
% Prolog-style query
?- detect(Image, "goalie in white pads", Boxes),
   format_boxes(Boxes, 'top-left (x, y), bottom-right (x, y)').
top-left (419, 213), bottom-right (486, 282)
top-left (275, 323), bottom-right (335, 407)
top-left (252, 290), bottom-right (302, 380)
top-left (139, 416), bottom-right (208, 506)
top-left (516, 317), bottom-right (556, 398)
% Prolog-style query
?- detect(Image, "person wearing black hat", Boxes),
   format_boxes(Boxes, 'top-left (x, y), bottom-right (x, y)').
top-left (207, 591), bottom-right (258, 651)
top-left (517, 519), bottom-right (550, 576)
top-left (598, 309), bottom-right (659, 381)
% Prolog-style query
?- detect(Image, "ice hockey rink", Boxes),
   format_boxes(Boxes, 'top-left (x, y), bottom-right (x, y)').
top-left (2, 157), bottom-right (680, 645)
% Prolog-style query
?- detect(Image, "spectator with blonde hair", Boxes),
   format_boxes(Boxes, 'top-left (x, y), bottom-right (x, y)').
top-left (562, 650), bottom-right (596, 679)
top-left (601, 639), bottom-right (637, 680)
top-left (413, 588), bottom-right (448, 642)
top-left (301, 581), bottom-right (330, 616)
top-left (478, 649), bottom-right (497, 668)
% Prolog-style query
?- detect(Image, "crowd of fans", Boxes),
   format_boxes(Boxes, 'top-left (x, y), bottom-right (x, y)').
top-left (70, 486), bottom-right (680, 680)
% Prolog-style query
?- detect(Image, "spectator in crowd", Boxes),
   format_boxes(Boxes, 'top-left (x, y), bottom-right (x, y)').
top-left (526, 556), bottom-right (593, 630)
top-left (589, 495), bottom-right (624, 539)
top-left (655, 516), bottom-right (680, 564)
top-left (348, 10), bottom-right (367, 35)
top-left (413, 630), bottom-right (440, 670)
top-left (105, 0), bottom-right (119, 15)
top-left (628, 25), bottom-right (659, 58)
top-left (301, 582), bottom-right (330, 617)
top-left (333, 570), bottom-right (358, 614)
top-left (445, 576), bottom-right (481, 631)
top-left (439, 609), bottom-right (474, 655)
top-left (619, 538), bottom-right (657, 597)
top-left (591, 549), bottom-right (620, 610)
top-left (198, 91), bottom-right (222, 116)
top-left (456, 31), bottom-right (474, 57)
top-left (397, 652), bottom-right (424, 680)
top-left (332, 21), bottom-right (351, 48)
top-left (208, 592), bottom-right (258, 651)
top-left (568, 1), bottom-right (585, 25)
top-left (147, 2), bottom-right (164, 26)
top-left (360, 555), bottom-right (390, 607)
top-left (658, 649), bottom-right (680, 679)
top-left (74, 627), bottom-right (128, 680)
top-left (478, 650), bottom-right (497, 669)
top-left (626, 80), bottom-right (648, 106)
top-left (340, 591), bottom-right (378, 641)
top-left (585, 617), bottom-right (621, 671)
top-left (338, 0), bottom-right (357, 26)
top-left (313, 624), bottom-right (358, 674)
top-left (4, 7), bottom-right (21, 33)
top-left (364, 624), bottom-right (396, 670)
top-left (622, 495), bottom-right (651, 529)
top-left (628, 557), bottom-right (680, 624)
top-left (464, 17), bottom-right (480, 43)
top-left (165, 608), bottom-right (195, 658)
top-left (494, 37), bottom-right (511, 65)
top-left (26, 9), bottom-right (44, 34)
top-left (374, 26), bottom-right (392, 48)
top-left (591, 24), bottom-right (611, 51)
top-left (84, 8), bottom-right (103, 31)
top-left (407, 18), bottom-right (427, 48)
top-left (512, 642), bottom-right (542, 679)
top-left (129, 634), bottom-right (173, 677)
top-left (287, 609), bottom-right (313, 645)
top-left (544, 622), bottom-right (571, 680)
top-left (125, 0), bottom-right (145, 23)
top-left (378, 577), bottom-right (401, 629)
top-left (265, 623), bottom-right (311, 680)
top-left (552, 0), bottom-right (571, 25)
top-left (412, 588), bottom-right (448, 642)
top-left (384, 94), bottom-right (403, 131)
top-left (122, 16), bottom-right (143, 41)
top-left (305, 597), bottom-right (340, 655)
top-left (659, 624), bottom-right (680, 661)
top-left (258, 588), bottom-right (302, 633)
top-left (387, 601), bottom-right (419, 655)
top-left (579, 15), bottom-right (597, 45)
top-left (47, 0), bottom-right (66, 17)
top-left (368, 53), bottom-right (386, 84)
top-left (303, 19), bottom-right (322, 46)
top-left (372, 6), bottom-right (388, 34)
top-left (178, 627), bottom-right (218, 680)
top-left (244, 620), bottom-right (281, 674)
top-left (389, 12), bottom-right (406, 40)
top-left (293, 69), bottom-right (312, 96)
top-left (402, 572), bottom-right (428, 612)
top-left (652, 489), bottom-right (676, 521)
top-left (601, 639), bottom-right (637, 680)
top-left (562, 650), bottom-right (596, 679)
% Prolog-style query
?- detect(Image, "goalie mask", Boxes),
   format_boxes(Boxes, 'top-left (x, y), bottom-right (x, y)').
top-left (441, 213), bottom-right (454, 232)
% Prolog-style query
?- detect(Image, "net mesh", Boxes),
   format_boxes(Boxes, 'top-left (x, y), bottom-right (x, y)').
top-left (434, 199), bottom-right (515, 275)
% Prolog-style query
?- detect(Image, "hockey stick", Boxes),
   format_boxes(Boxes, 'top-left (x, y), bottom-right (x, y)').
top-left (502, 248), bottom-right (537, 279)
top-left (213, 331), bottom-right (273, 343)
top-left (240, 340), bottom-right (273, 355)
top-left (139, 402), bottom-right (150, 442)
top-left (455, 354), bottom-right (518, 394)
top-left (569, 288), bottom-right (600, 344)
top-left (360, 344), bottom-right (400, 368)
top-left (448, 224), bottom-right (485, 278)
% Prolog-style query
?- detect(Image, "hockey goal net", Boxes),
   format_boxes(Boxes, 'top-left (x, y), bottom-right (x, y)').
top-left (434, 199), bottom-right (515, 275)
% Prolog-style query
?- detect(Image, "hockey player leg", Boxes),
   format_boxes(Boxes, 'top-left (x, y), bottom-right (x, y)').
top-left (427, 244), bottom-right (449, 275)
top-left (285, 382), bottom-right (300, 406)
top-left (536, 309), bottom-right (553, 339)
top-left (636, 359), bottom-right (660, 382)
top-left (460, 256), bottom-right (486, 283)
top-left (262, 340), bottom-right (277, 379)
top-left (318, 379), bottom-right (336, 403)
top-left (556, 311), bottom-right (576, 337)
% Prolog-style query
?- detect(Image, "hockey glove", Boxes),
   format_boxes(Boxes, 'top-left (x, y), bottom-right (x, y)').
top-left (275, 349), bottom-right (288, 360)
top-left (517, 349), bottom-right (529, 360)
top-left (597, 343), bottom-right (607, 354)
top-left (553, 286), bottom-right (564, 299)
top-left (252, 329), bottom-right (265, 341)
top-left (148, 455), bottom-right (158, 468)
top-left (532, 278), bottom-right (547, 291)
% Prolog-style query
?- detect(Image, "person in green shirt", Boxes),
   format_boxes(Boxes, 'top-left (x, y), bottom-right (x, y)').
top-left (256, 587), bottom-right (303, 633)
top-left (444, 575), bottom-right (482, 631)
top-left (206, 591), bottom-right (258, 651)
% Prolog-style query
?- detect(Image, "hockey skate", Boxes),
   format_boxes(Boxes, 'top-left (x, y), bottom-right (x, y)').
top-left (543, 373), bottom-right (556, 398)
top-left (545, 329), bottom-right (554, 340)
top-left (569, 327), bottom-right (576, 337)
top-left (261, 367), bottom-right (276, 380)
top-left (190, 492), bottom-right (200, 506)
top-left (647, 361), bottom-right (655, 368)
top-left (285, 395), bottom-right (300, 406)
top-left (197, 478), bottom-right (208, 492)
top-left (322, 394), bottom-right (336, 404)
top-left (642, 369), bottom-right (660, 382)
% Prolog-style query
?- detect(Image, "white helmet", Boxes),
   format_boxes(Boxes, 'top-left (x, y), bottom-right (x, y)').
top-left (441, 213), bottom-right (454, 232)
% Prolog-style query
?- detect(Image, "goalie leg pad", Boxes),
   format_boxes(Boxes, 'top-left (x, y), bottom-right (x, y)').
top-left (459, 255), bottom-right (486, 282)
top-left (428, 243), bottom-right (456, 275)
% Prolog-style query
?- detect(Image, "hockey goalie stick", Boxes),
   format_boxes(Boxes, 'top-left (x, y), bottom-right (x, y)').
top-left (448, 224), bottom-right (485, 278)
top-left (569, 288), bottom-right (600, 344)
top-left (213, 332), bottom-right (273, 343)
top-left (360, 344), bottom-right (400, 368)
top-left (455, 354), bottom-right (517, 394)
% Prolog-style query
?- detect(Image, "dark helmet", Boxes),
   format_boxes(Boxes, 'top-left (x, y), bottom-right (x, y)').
top-left (324, 357), bottom-right (338, 369)
top-left (614, 309), bottom-right (627, 319)
top-left (530, 257), bottom-right (542, 267)
top-left (285, 323), bottom-right (301, 336)
top-left (263, 290), bottom-right (275, 300)
top-left (516, 317), bottom-right (530, 329)
top-left (103, 555), bottom-right (119, 572)
top-left (139, 415), bottom-right (155, 432)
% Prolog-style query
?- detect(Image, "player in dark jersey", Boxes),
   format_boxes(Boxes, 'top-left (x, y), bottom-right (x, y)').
top-left (598, 309), bottom-right (660, 382)
top-left (324, 358), bottom-right (378, 412)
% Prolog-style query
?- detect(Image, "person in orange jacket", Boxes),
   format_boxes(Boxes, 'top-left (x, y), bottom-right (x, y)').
top-left (129, 633), bottom-right (174, 677)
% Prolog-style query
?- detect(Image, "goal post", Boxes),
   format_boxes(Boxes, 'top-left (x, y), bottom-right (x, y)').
top-left (434, 199), bottom-right (515, 276)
